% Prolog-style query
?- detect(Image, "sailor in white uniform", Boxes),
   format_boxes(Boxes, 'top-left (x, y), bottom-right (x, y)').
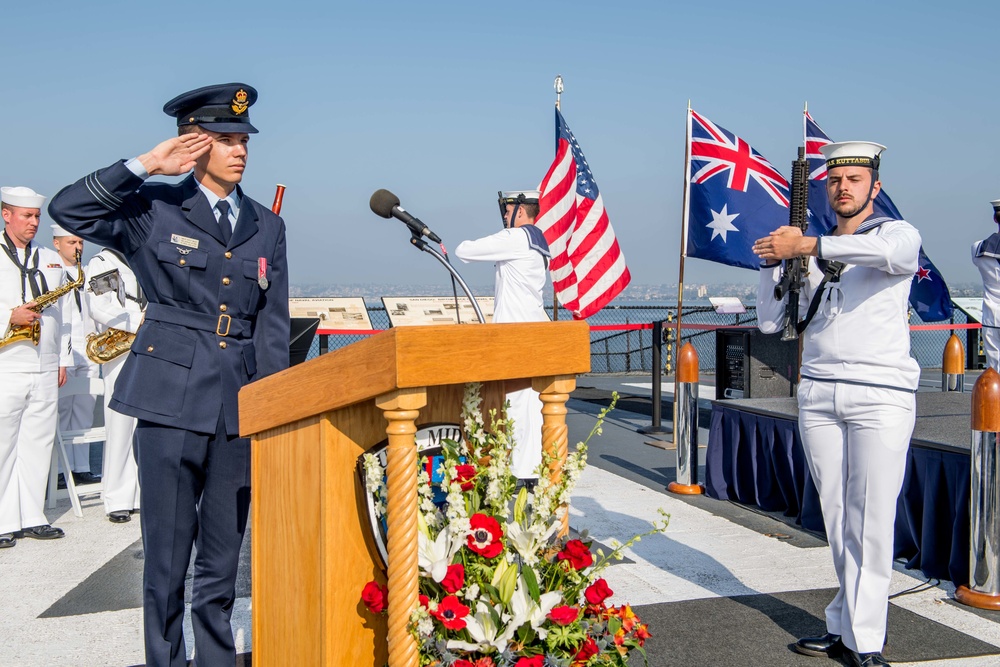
top-left (0, 187), bottom-right (71, 547)
top-left (753, 142), bottom-right (919, 667)
top-left (455, 190), bottom-right (550, 481)
top-left (86, 247), bottom-right (143, 522)
top-left (51, 224), bottom-right (102, 485)
top-left (971, 199), bottom-right (1000, 370)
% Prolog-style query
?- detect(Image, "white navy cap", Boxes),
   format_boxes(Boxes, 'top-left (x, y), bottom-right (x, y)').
top-left (499, 190), bottom-right (541, 205)
top-left (819, 141), bottom-right (886, 170)
top-left (51, 224), bottom-right (75, 237)
top-left (1, 186), bottom-right (46, 208)
top-left (991, 199), bottom-right (1000, 212)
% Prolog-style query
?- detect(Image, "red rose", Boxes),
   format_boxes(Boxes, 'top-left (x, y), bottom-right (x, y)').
top-left (515, 656), bottom-right (545, 667)
top-left (557, 539), bottom-right (593, 570)
top-left (467, 513), bottom-right (504, 558)
top-left (431, 594), bottom-right (470, 631)
top-left (455, 463), bottom-right (477, 491)
top-left (575, 637), bottom-right (599, 663)
top-left (584, 578), bottom-right (613, 605)
top-left (547, 604), bottom-right (580, 626)
top-left (361, 580), bottom-right (388, 614)
top-left (441, 563), bottom-right (465, 593)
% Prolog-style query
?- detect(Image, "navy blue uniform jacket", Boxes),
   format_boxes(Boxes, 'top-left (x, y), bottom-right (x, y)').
top-left (48, 160), bottom-right (290, 436)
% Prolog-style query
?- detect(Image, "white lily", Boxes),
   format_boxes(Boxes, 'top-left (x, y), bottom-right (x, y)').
top-left (417, 528), bottom-right (461, 583)
top-left (446, 600), bottom-right (516, 653)
top-left (506, 520), bottom-right (559, 565)
top-left (508, 575), bottom-right (562, 638)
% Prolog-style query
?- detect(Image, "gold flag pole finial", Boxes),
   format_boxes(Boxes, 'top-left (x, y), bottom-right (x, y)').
top-left (554, 75), bottom-right (564, 110)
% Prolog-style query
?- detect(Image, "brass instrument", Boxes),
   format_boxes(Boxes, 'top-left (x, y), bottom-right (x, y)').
top-left (86, 327), bottom-right (136, 363)
top-left (0, 250), bottom-right (84, 350)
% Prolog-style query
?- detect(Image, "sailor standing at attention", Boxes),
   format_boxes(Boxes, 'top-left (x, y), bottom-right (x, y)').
top-left (0, 186), bottom-right (71, 548)
top-left (753, 142), bottom-right (920, 667)
top-left (972, 199), bottom-right (1000, 371)
top-left (51, 223), bottom-right (102, 486)
top-left (48, 83), bottom-right (290, 667)
top-left (455, 190), bottom-right (550, 483)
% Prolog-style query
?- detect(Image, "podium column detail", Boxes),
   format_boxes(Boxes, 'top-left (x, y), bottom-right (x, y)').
top-left (533, 375), bottom-right (576, 537)
top-left (377, 387), bottom-right (427, 667)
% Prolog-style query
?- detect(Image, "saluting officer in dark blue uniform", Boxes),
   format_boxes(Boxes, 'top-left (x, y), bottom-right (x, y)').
top-left (49, 83), bottom-right (290, 667)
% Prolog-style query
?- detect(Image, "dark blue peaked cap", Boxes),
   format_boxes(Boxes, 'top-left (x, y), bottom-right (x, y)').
top-left (163, 82), bottom-right (259, 134)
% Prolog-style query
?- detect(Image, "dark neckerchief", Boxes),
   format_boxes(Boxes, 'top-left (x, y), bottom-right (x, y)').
top-left (976, 232), bottom-right (1000, 259)
top-left (522, 225), bottom-right (551, 268)
top-left (1, 231), bottom-right (47, 302)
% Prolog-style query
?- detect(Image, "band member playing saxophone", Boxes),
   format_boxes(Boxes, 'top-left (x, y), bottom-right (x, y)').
top-left (0, 186), bottom-right (72, 548)
top-left (86, 247), bottom-right (145, 523)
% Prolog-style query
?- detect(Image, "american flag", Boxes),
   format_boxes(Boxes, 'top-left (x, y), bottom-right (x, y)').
top-left (536, 109), bottom-right (630, 319)
top-left (804, 111), bottom-right (953, 321)
top-left (684, 109), bottom-right (790, 270)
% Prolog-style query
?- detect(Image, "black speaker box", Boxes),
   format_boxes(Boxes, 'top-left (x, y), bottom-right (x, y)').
top-left (715, 327), bottom-right (799, 400)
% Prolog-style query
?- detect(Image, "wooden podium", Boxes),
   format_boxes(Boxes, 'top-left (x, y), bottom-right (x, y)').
top-left (239, 321), bottom-right (591, 666)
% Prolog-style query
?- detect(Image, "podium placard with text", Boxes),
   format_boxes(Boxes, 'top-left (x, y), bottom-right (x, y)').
top-left (289, 297), bottom-right (373, 330)
top-left (381, 296), bottom-right (495, 326)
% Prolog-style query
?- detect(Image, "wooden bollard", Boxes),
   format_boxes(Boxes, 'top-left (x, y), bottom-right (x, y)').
top-left (943, 333), bottom-right (965, 392)
top-left (956, 367), bottom-right (1000, 609)
top-left (668, 342), bottom-right (703, 495)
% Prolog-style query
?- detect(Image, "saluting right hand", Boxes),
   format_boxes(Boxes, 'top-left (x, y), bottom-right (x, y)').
top-left (10, 303), bottom-right (41, 326)
top-left (136, 134), bottom-right (213, 177)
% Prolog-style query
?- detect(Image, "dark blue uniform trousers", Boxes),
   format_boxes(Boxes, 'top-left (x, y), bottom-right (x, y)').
top-left (135, 414), bottom-right (250, 667)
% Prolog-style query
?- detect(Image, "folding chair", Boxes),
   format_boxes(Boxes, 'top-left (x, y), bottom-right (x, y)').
top-left (46, 376), bottom-right (106, 518)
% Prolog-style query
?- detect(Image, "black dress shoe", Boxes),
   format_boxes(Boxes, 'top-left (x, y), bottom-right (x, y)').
top-left (843, 649), bottom-right (890, 666)
top-left (72, 471), bottom-right (102, 485)
top-left (108, 511), bottom-right (131, 523)
top-left (794, 632), bottom-right (842, 657)
top-left (18, 525), bottom-right (65, 540)
top-left (0, 533), bottom-right (15, 548)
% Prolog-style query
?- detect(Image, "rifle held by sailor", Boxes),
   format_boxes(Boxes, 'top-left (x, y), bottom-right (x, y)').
top-left (774, 146), bottom-right (810, 341)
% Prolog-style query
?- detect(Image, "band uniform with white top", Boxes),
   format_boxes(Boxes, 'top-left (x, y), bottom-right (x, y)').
top-left (972, 199), bottom-right (1000, 371)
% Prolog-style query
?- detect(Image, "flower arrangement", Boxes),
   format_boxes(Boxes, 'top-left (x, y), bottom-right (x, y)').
top-left (361, 383), bottom-right (667, 666)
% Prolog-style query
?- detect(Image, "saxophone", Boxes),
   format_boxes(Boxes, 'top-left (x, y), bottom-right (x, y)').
top-left (0, 250), bottom-right (84, 350)
top-left (86, 327), bottom-right (135, 364)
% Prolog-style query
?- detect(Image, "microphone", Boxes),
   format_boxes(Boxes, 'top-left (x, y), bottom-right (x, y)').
top-left (369, 189), bottom-right (442, 243)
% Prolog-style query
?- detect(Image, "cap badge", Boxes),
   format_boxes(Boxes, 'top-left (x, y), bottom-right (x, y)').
top-left (231, 89), bottom-right (249, 115)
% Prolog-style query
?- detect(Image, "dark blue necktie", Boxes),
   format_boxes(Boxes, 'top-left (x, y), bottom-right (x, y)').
top-left (216, 200), bottom-right (232, 245)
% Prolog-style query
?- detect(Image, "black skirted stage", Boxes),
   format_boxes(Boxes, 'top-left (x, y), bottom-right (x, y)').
top-left (706, 392), bottom-right (972, 587)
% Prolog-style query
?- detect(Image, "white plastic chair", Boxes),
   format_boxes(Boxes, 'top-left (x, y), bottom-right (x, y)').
top-left (46, 376), bottom-right (106, 518)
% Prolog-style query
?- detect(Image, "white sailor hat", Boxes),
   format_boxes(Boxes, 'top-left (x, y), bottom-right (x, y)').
top-left (1, 186), bottom-right (46, 208)
top-left (499, 190), bottom-right (541, 205)
top-left (819, 141), bottom-right (886, 170)
top-left (991, 199), bottom-right (1000, 212)
top-left (51, 224), bottom-right (75, 237)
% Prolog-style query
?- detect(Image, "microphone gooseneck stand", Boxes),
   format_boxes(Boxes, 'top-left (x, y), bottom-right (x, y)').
top-left (408, 233), bottom-right (485, 324)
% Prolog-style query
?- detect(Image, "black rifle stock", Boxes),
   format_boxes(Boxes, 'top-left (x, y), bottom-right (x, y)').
top-left (774, 146), bottom-right (810, 341)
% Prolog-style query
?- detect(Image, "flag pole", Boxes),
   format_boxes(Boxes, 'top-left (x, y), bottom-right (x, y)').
top-left (552, 74), bottom-right (564, 321)
top-left (673, 101), bottom-right (693, 445)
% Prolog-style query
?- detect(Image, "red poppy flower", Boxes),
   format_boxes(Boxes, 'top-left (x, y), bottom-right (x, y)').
top-left (467, 513), bottom-right (503, 558)
top-left (441, 563), bottom-right (465, 593)
top-left (430, 594), bottom-right (470, 631)
top-left (584, 578), bottom-right (613, 605)
top-left (547, 605), bottom-right (580, 626)
top-left (557, 539), bottom-right (593, 570)
top-left (455, 463), bottom-right (477, 491)
top-left (515, 656), bottom-right (545, 667)
top-left (418, 594), bottom-right (429, 608)
top-left (360, 580), bottom-right (388, 614)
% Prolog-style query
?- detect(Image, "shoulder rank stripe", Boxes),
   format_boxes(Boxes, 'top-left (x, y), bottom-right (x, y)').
top-left (85, 171), bottom-right (123, 210)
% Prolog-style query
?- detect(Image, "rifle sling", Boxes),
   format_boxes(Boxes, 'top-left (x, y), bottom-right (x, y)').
top-left (796, 260), bottom-right (845, 335)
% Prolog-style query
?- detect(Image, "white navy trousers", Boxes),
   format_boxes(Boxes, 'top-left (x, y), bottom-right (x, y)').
top-left (101, 353), bottom-right (140, 514)
top-left (797, 378), bottom-right (914, 654)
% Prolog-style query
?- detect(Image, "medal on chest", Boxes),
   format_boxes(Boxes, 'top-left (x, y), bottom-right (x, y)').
top-left (258, 257), bottom-right (269, 290)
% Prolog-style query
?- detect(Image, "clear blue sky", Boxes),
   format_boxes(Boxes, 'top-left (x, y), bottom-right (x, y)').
top-left (3, 0), bottom-right (997, 291)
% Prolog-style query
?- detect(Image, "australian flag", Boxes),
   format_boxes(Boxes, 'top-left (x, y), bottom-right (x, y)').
top-left (685, 110), bottom-right (790, 270)
top-left (805, 112), bottom-right (953, 321)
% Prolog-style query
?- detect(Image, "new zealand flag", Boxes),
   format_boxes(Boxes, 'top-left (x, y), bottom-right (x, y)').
top-left (685, 110), bottom-right (790, 270)
top-left (805, 112), bottom-right (953, 321)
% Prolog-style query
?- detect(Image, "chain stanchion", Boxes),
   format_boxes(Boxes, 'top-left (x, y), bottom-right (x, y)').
top-left (956, 368), bottom-right (1000, 609)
